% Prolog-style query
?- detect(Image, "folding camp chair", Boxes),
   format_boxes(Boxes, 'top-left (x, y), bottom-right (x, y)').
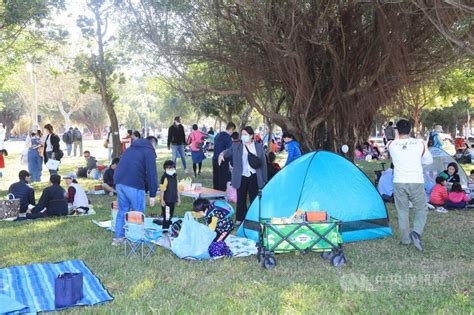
top-left (124, 211), bottom-right (157, 260)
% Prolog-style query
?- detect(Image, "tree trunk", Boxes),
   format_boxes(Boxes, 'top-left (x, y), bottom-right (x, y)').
top-left (413, 108), bottom-right (421, 138)
top-left (57, 102), bottom-right (72, 131)
top-left (93, 5), bottom-right (122, 158)
top-left (239, 107), bottom-right (253, 131)
top-left (265, 116), bottom-right (273, 152)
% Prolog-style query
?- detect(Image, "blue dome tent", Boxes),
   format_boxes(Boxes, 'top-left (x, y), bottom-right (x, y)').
top-left (237, 151), bottom-right (392, 242)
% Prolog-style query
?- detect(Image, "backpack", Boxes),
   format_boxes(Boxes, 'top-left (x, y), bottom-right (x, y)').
top-left (427, 132), bottom-right (436, 147)
top-left (208, 200), bottom-right (235, 219)
top-left (73, 129), bottom-right (82, 141)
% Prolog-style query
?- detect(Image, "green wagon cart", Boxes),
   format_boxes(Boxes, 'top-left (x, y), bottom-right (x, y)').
top-left (256, 192), bottom-right (346, 269)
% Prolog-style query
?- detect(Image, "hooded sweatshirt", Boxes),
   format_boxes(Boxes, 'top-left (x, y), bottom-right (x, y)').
top-left (114, 139), bottom-right (158, 197)
top-left (285, 140), bottom-right (302, 166)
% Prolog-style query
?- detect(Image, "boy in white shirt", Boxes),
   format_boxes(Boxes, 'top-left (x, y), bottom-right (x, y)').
top-left (388, 119), bottom-right (433, 251)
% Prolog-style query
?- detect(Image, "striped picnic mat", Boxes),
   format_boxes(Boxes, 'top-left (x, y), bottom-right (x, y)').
top-left (0, 260), bottom-right (113, 314)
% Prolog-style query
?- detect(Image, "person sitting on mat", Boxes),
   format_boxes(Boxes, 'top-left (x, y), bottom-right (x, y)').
top-left (447, 182), bottom-right (470, 209)
top-left (26, 175), bottom-right (68, 219)
top-left (192, 198), bottom-right (234, 257)
top-left (429, 176), bottom-right (448, 213)
top-left (63, 173), bottom-right (90, 215)
top-left (160, 160), bottom-right (181, 231)
top-left (438, 162), bottom-right (461, 187)
top-left (102, 158), bottom-right (119, 196)
top-left (377, 163), bottom-right (394, 202)
top-left (267, 151), bottom-right (281, 180)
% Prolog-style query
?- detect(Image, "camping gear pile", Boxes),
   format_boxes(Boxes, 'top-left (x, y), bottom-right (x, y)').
top-left (255, 194), bottom-right (345, 269)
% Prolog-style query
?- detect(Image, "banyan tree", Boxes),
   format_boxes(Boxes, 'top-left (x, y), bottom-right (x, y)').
top-left (124, 0), bottom-right (473, 154)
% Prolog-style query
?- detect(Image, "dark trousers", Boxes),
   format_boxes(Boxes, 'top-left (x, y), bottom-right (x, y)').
top-left (26, 212), bottom-right (47, 219)
top-left (212, 159), bottom-right (230, 191)
top-left (236, 173), bottom-right (258, 222)
top-left (161, 202), bottom-right (175, 229)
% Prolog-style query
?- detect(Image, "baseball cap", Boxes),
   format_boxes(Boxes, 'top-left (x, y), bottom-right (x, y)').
top-left (62, 172), bottom-right (77, 180)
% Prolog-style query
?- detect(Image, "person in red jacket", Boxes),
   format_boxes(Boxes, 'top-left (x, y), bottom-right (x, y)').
top-left (429, 176), bottom-right (448, 213)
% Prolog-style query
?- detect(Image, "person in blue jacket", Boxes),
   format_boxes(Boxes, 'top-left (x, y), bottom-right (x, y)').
top-left (112, 136), bottom-right (158, 245)
top-left (212, 122), bottom-right (236, 191)
top-left (282, 132), bottom-right (302, 166)
top-left (8, 170), bottom-right (36, 213)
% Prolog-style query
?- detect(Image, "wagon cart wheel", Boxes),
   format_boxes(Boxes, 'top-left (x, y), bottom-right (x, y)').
top-left (263, 255), bottom-right (277, 269)
top-left (331, 252), bottom-right (346, 267)
top-left (321, 251), bottom-right (335, 260)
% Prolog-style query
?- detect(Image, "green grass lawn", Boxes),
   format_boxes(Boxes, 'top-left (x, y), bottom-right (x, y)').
top-left (0, 145), bottom-right (473, 314)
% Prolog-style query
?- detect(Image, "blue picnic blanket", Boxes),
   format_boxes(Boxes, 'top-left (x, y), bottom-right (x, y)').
top-left (0, 260), bottom-right (113, 314)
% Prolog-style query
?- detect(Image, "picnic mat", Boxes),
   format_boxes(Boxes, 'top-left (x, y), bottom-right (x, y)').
top-left (92, 220), bottom-right (257, 259)
top-left (152, 234), bottom-right (257, 260)
top-left (0, 260), bottom-right (113, 314)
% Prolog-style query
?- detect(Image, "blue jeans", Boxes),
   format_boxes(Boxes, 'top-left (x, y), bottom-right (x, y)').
top-left (108, 147), bottom-right (113, 163)
top-left (171, 144), bottom-right (187, 170)
top-left (115, 184), bottom-right (146, 238)
top-left (66, 143), bottom-right (72, 156)
top-left (46, 152), bottom-right (58, 175)
top-left (28, 149), bottom-right (43, 182)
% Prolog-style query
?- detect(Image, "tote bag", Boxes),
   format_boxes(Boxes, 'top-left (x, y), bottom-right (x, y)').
top-left (0, 194), bottom-right (20, 220)
top-left (46, 159), bottom-right (60, 171)
top-left (171, 212), bottom-right (216, 259)
top-left (54, 272), bottom-right (83, 308)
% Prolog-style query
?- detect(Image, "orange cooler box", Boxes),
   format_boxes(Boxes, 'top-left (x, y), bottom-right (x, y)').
top-left (305, 211), bottom-right (327, 222)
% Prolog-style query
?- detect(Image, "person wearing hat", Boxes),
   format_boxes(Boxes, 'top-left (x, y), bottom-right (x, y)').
top-left (27, 129), bottom-right (43, 182)
top-left (8, 170), bottom-right (36, 214)
top-left (63, 173), bottom-right (90, 214)
top-left (167, 116), bottom-right (188, 173)
top-left (26, 175), bottom-right (68, 219)
top-left (159, 160), bottom-right (181, 231)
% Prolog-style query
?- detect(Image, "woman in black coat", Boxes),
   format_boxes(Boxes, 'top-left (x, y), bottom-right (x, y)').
top-left (43, 124), bottom-right (62, 175)
top-left (218, 126), bottom-right (268, 226)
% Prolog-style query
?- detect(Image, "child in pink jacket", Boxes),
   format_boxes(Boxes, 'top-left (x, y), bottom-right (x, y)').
top-left (447, 182), bottom-right (470, 209)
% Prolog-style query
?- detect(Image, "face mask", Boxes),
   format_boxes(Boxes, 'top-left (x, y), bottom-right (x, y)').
top-left (166, 169), bottom-right (176, 176)
top-left (241, 135), bottom-right (250, 143)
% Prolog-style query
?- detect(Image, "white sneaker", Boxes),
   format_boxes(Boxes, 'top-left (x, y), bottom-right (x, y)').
top-left (427, 203), bottom-right (435, 210)
top-left (184, 169), bottom-right (189, 174)
top-left (435, 207), bottom-right (448, 213)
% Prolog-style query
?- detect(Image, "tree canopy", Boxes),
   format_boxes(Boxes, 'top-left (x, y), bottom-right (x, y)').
top-left (123, 0), bottom-right (473, 153)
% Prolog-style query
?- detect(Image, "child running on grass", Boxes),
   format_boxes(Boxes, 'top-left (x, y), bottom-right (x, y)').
top-left (160, 160), bottom-right (181, 231)
top-left (192, 198), bottom-right (234, 257)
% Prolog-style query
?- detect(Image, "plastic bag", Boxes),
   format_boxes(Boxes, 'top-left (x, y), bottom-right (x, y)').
top-left (46, 159), bottom-right (60, 171)
top-left (20, 148), bottom-right (28, 165)
top-left (178, 177), bottom-right (193, 191)
top-left (226, 182), bottom-right (237, 203)
top-left (171, 212), bottom-right (216, 259)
